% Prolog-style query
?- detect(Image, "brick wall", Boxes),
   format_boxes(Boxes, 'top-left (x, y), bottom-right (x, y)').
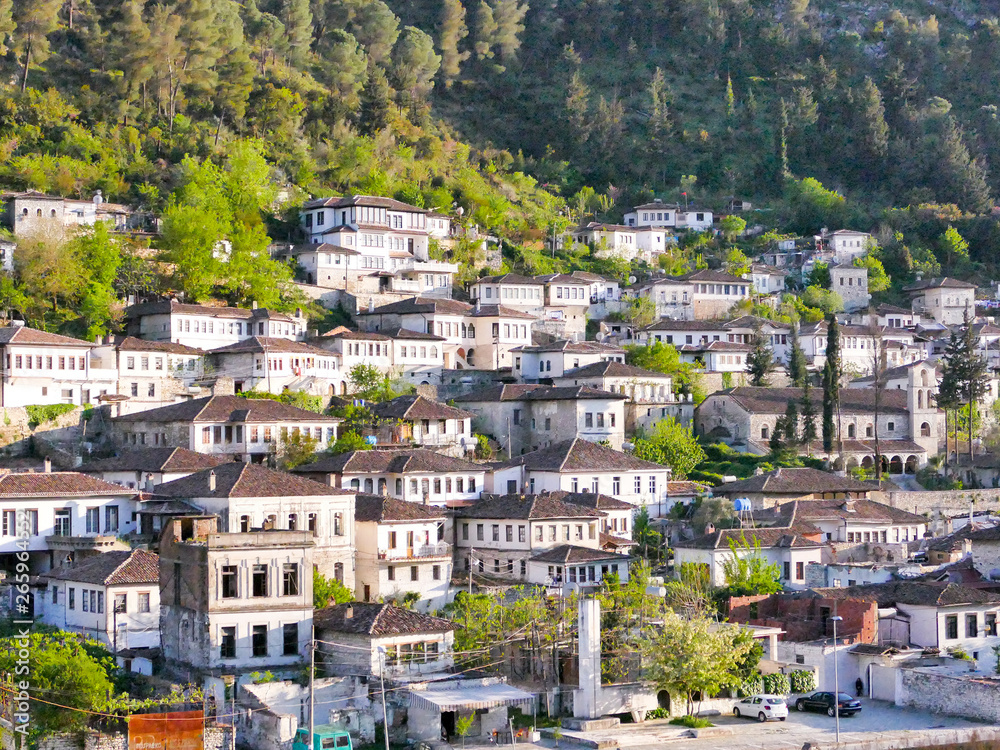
top-left (728, 593), bottom-right (878, 644)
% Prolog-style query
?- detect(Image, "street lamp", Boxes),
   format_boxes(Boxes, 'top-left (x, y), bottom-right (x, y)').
top-left (830, 615), bottom-right (843, 743)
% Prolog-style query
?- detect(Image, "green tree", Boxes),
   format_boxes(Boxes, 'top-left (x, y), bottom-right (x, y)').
top-left (314, 571), bottom-right (355, 607)
top-left (853, 254), bottom-right (890, 292)
top-left (353, 0), bottom-right (399, 64)
top-left (719, 534), bottom-right (783, 599)
top-left (12, 0), bottom-right (62, 91)
top-left (800, 379), bottom-right (818, 446)
top-left (108, 0), bottom-right (156, 114)
top-left (745, 326), bottom-right (774, 386)
top-left (938, 329), bottom-right (963, 476)
top-left (359, 64), bottom-right (392, 135)
top-left (0, 0), bottom-right (13, 56)
top-left (723, 246), bottom-right (751, 276)
top-left (788, 326), bottom-right (807, 386)
top-left (392, 26), bottom-right (442, 105)
top-left (282, 0), bottom-right (313, 65)
top-left (631, 417), bottom-right (706, 479)
top-left (472, 0), bottom-right (496, 59)
top-left (625, 342), bottom-right (702, 399)
top-left (438, 0), bottom-right (469, 86)
top-left (348, 363), bottom-right (401, 401)
top-left (278, 428), bottom-right (319, 469)
top-left (783, 399), bottom-right (799, 447)
top-left (632, 506), bottom-right (663, 562)
top-left (938, 225), bottom-right (970, 274)
top-left (73, 223), bottom-right (123, 339)
top-left (642, 610), bottom-right (757, 715)
top-left (490, 0), bottom-right (528, 63)
top-left (822, 315), bottom-right (840, 454)
top-left (720, 214), bottom-right (747, 241)
top-left (329, 430), bottom-right (373, 454)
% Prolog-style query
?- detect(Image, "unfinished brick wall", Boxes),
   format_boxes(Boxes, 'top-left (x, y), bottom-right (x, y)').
top-left (728, 593), bottom-right (878, 644)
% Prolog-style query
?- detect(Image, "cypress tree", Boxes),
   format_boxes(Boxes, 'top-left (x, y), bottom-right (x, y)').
top-left (745, 326), bottom-right (774, 387)
top-left (784, 400), bottom-right (800, 448)
top-left (788, 325), bottom-right (807, 386)
top-left (438, 0), bottom-right (469, 87)
top-left (822, 315), bottom-right (840, 454)
top-left (801, 379), bottom-right (817, 446)
top-left (359, 64), bottom-right (391, 135)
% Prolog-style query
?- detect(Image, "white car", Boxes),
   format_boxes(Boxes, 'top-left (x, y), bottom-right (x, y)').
top-left (733, 694), bottom-right (789, 722)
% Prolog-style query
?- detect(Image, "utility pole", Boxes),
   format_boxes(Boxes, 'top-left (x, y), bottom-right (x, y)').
top-left (377, 646), bottom-right (390, 750)
top-left (309, 629), bottom-right (315, 750)
top-left (831, 615), bottom-right (843, 743)
top-left (468, 547), bottom-right (474, 595)
top-left (506, 417), bottom-right (512, 460)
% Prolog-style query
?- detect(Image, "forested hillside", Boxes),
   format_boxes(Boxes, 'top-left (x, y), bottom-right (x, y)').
top-left (4, 0), bottom-right (1000, 305)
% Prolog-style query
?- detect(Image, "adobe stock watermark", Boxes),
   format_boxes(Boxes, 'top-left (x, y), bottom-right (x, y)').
top-left (12, 508), bottom-right (34, 740)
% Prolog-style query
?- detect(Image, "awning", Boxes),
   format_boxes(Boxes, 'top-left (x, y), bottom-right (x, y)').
top-left (408, 683), bottom-right (535, 713)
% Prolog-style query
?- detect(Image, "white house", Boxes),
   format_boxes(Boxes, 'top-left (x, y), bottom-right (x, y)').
top-left (452, 384), bottom-right (628, 452)
top-left (91, 336), bottom-right (205, 415)
top-left (572, 223), bottom-right (640, 261)
top-left (623, 200), bottom-right (679, 228)
top-left (367, 395), bottom-right (476, 456)
top-left (470, 274), bottom-right (546, 313)
top-left (819, 229), bottom-right (872, 264)
top-left (514, 339), bottom-right (624, 382)
top-left (487, 438), bottom-right (671, 511)
top-left (159, 515), bottom-right (315, 680)
top-left (208, 337), bottom-right (342, 396)
top-left (292, 449), bottom-right (484, 507)
top-left (300, 195), bottom-right (433, 262)
top-left (41, 549), bottom-right (160, 651)
top-left (0, 323), bottom-right (116, 407)
top-left (354, 494), bottom-right (451, 611)
top-left (124, 300), bottom-right (308, 350)
top-left (672, 527), bottom-right (825, 590)
top-left (903, 277), bottom-right (977, 326)
top-left (1, 190), bottom-right (133, 237)
top-left (0, 470), bottom-right (138, 574)
top-left (153, 462), bottom-right (356, 585)
top-left (111, 395), bottom-right (341, 462)
top-left (748, 265), bottom-right (787, 296)
top-left (677, 206), bottom-right (714, 231)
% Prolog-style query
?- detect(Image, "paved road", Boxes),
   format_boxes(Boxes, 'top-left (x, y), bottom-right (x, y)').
top-left (487, 701), bottom-right (992, 750)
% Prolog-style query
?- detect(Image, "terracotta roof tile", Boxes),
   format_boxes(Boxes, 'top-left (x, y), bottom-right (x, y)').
top-left (115, 337), bottom-right (204, 355)
top-left (78, 448), bottom-right (228, 473)
top-left (493, 438), bottom-right (665, 473)
top-left (371, 395), bottom-right (474, 421)
top-left (354, 493), bottom-right (446, 522)
top-left (0, 472), bottom-right (133, 497)
top-left (112, 396), bottom-right (340, 424)
top-left (43, 549), bottom-right (159, 585)
top-left (530, 545), bottom-right (631, 564)
top-left (713, 467), bottom-right (877, 496)
top-left (452, 384), bottom-right (626, 403)
top-left (293, 449), bottom-right (481, 475)
top-left (721, 386), bottom-right (914, 415)
top-left (154, 463), bottom-right (352, 499)
top-left (314, 602), bottom-right (456, 635)
top-left (0, 326), bottom-right (93, 347)
top-left (455, 493), bottom-right (604, 520)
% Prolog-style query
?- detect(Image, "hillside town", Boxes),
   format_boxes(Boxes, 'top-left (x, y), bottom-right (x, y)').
top-left (10, 188), bottom-right (1000, 750)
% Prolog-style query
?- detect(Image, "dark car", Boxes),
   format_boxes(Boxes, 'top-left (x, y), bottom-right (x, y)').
top-left (794, 691), bottom-right (862, 717)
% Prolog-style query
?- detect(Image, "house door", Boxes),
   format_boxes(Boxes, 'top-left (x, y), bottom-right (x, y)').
top-left (407, 531), bottom-right (415, 557)
top-left (408, 238), bottom-right (414, 254)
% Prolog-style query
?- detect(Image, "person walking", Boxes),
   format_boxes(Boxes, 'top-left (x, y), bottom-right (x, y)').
top-left (855, 677), bottom-right (864, 697)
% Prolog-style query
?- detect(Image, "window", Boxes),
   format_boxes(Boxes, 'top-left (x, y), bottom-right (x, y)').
top-left (411, 566), bottom-right (419, 581)
top-left (222, 566), bottom-right (238, 598)
top-left (252, 625), bottom-right (268, 657)
top-left (53, 508), bottom-right (71, 536)
top-left (283, 563), bottom-right (299, 596)
top-left (387, 566), bottom-right (395, 581)
top-left (252, 564), bottom-right (268, 597)
top-left (518, 526), bottom-right (526, 543)
top-left (68, 588), bottom-right (75, 609)
top-left (506, 525), bottom-right (513, 542)
top-left (946, 615), bottom-right (959, 639)
top-left (783, 562), bottom-right (791, 580)
top-left (492, 524), bottom-right (500, 542)
top-left (114, 593), bottom-right (126, 613)
top-left (795, 562), bottom-right (804, 580)
top-left (433, 564), bottom-right (441, 580)
top-left (635, 476), bottom-right (641, 493)
top-left (967, 613), bottom-right (979, 638)
top-left (283, 623), bottom-right (299, 656)
top-left (220, 627), bottom-right (236, 658)
top-left (613, 477), bottom-right (620, 494)
top-left (987, 614), bottom-right (997, 636)
top-left (86, 507), bottom-right (100, 534)
top-left (585, 413), bottom-right (593, 428)
top-left (138, 593), bottom-right (150, 613)
top-left (334, 512), bottom-right (344, 536)
top-left (105, 506), bottom-right (119, 533)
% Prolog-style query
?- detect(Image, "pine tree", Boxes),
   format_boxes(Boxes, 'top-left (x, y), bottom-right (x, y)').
top-left (359, 64), bottom-right (391, 135)
top-left (938, 329), bottom-right (963, 476)
top-left (800, 379), bottom-right (817, 446)
top-left (565, 70), bottom-right (591, 150)
top-left (472, 0), bottom-right (495, 59)
top-left (725, 74), bottom-right (735, 118)
top-left (934, 117), bottom-right (993, 214)
top-left (788, 325), bottom-right (807, 386)
top-left (352, 0), bottom-right (399, 65)
top-left (109, 0), bottom-right (155, 115)
top-left (12, 0), bottom-right (62, 91)
top-left (853, 77), bottom-right (889, 168)
top-left (0, 0), bottom-right (15, 56)
top-left (438, 0), bottom-right (469, 87)
top-left (491, 0), bottom-right (527, 63)
top-left (745, 326), bottom-right (774, 387)
top-left (783, 400), bottom-right (800, 448)
top-left (282, 0), bottom-right (313, 66)
top-left (392, 26), bottom-right (441, 106)
top-left (822, 315), bottom-right (840, 454)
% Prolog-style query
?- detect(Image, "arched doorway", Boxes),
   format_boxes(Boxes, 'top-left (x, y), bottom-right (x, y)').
top-left (861, 456), bottom-right (874, 469)
top-left (905, 455), bottom-right (919, 474)
top-left (657, 690), bottom-right (671, 711)
top-left (847, 457), bottom-right (859, 470)
top-left (889, 456), bottom-right (903, 474)
top-left (920, 422), bottom-right (930, 437)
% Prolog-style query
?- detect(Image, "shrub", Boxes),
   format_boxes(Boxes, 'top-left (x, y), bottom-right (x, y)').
top-left (687, 470), bottom-right (725, 486)
top-left (738, 673), bottom-right (763, 697)
top-left (789, 670), bottom-right (816, 693)
top-left (25, 403), bottom-right (76, 429)
top-left (645, 707), bottom-right (670, 719)
top-left (762, 672), bottom-right (790, 695)
top-left (668, 716), bottom-right (713, 728)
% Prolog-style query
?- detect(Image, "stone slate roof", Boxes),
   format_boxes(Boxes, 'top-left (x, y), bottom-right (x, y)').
top-left (721, 386), bottom-right (913, 415)
top-left (115, 336), bottom-right (204, 355)
top-left (0, 325), bottom-right (92, 347)
top-left (314, 602), bottom-right (456, 635)
top-left (154, 463), bottom-right (352, 499)
top-left (452, 384), bottom-right (625, 403)
top-left (529, 545), bottom-right (631, 564)
top-left (551, 491), bottom-right (634, 511)
top-left (812, 581), bottom-right (1000, 607)
top-left (514, 340), bottom-right (623, 354)
top-left (125, 299), bottom-right (299, 322)
top-left (682, 269), bottom-right (748, 284)
top-left (780, 499), bottom-right (927, 526)
top-left (560, 361), bottom-right (669, 380)
top-left (903, 277), bottom-right (977, 292)
top-left (674, 527), bottom-right (825, 551)
top-left (302, 194), bottom-right (427, 213)
top-left (78, 448), bottom-right (227, 474)
top-left (354, 493), bottom-right (446, 523)
top-left (112, 395), bottom-right (340, 424)
top-left (43, 549), bottom-right (159, 585)
top-left (476, 273), bottom-right (545, 285)
top-left (370, 395), bottom-right (474, 421)
top-left (358, 297), bottom-right (473, 317)
top-left (380, 327), bottom-right (446, 342)
top-left (322, 328), bottom-right (391, 341)
top-left (455, 493), bottom-right (604, 520)
top-left (492, 438), bottom-right (665, 473)
top-left (208, 337), bottom-right (333, 356)
top-left (641, 319), bottom-right (730, 332)
top-left (713, 467), bottom-right (877, 496)
top-left (0, 472), bottom-right (133, 497)
top-left (467, 304), bottom-right (536, 320)
top-left (292, 449), bottom-right (481, 475)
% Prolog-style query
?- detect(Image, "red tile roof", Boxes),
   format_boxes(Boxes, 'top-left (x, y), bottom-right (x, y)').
top-left (43, 549), bottom-right (159, 585)
top-left (0, 472), bottom-right (133, 497)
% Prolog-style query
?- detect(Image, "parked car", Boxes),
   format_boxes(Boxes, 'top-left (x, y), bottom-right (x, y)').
top-left (794, 692), bottom-right (862, 717)
top-left (733, 694), bottom-right (788, 722)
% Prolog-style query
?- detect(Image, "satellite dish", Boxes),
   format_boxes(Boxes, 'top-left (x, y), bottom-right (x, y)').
top-left (628, 276), bottom-right (637, 284)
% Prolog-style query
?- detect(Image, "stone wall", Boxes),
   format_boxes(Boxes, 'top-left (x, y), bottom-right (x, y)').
top-left (30, 726), bottom-right (231, 750)
top-left (879, 488), bottom-right (1000, 517)
top-left (898, 666), bottom-right (1000, 723)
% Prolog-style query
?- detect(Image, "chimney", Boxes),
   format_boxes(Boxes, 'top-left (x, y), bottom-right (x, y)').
top-left (475, 298), bottom-right (481, 312)
top-left (368, 298), bottom-right (375, 313)
top-left (94, 334), bottom-right (103, 345)
top-left (295, 307), bottom-right (303, 318)
top-left (43, 457), bottom-right (51, 473)
top-left (208, 470), bottom-right (216, 492)
top-left (705, 523), bottom-right (715, 535)
top-left (144, 473), bottom-right (154, 493)
top-left (345, 606), bottom-right (354, 619)
top-left (251, 301), bottom-right (258, 310)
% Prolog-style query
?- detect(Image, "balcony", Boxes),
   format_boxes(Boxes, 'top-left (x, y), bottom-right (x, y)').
top-left (378, 542), bottom-right (451, 560)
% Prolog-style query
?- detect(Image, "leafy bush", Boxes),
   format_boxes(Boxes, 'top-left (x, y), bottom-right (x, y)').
top-left (645, 707), bottom-right (670, 720)
top-left (916, 466), bottom-right (962, 490)
top-left (668, 715), bottom-right (713, 728)
top-left (762, 672), bottom-right (790, 695)
top-left (25, 403), bottom-right (76, 429)
top-left (687, 470), bottom-right (725, 486)
top-left (738, 673), bottom-right (763, 697)
top-left (789, 670), bottom-right (816, 694)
